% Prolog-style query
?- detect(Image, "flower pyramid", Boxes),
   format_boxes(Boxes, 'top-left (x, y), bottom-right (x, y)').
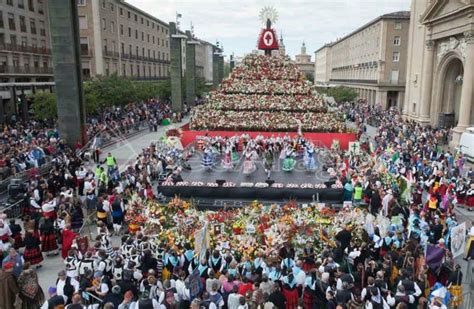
top-left (190, 54), bottom-right (347, 133)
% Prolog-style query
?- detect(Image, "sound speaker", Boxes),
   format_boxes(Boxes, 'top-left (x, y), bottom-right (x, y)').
top-left (216, 179), bottom-right (226, 186)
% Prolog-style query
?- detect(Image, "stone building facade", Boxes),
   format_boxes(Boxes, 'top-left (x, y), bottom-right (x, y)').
top-left (402, 0), bottom-right (474, 145)
top-left (314, 11), bottom-right (410, 109)
top-left (77, 0), bottom-right (170, 80)
top-left (0, 0), bottom-right (53, 121)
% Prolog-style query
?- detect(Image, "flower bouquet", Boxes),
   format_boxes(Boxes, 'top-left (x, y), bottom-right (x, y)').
top-left (255, 182), bottom-right (269, 188)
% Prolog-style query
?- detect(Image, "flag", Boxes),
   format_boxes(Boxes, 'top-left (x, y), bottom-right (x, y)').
top-left (425, 245), bottom-right (445, 270)
top-left (194, 223), bottom-right (209, 261)
top-left (450, 222), bottom-right (466, 258)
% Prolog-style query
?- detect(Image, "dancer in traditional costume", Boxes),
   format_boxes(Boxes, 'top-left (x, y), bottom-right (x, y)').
top-left (23, 229), bottom-right (43, 268)
top-left (264, 147), bottom-right (274, 179)
top-left (243, 149), bottom-right (257, 176)
top-left (221, 147), bottom-right (234, 171)
top-left (304, 144), bottom-right (317, 171)
top-left (202, 147), bottom-right (214, 170)
top-left (282, 147), bottom-right (296, 172)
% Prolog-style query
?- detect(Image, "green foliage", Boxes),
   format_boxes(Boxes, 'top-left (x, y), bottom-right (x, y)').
top-left (134, 82), bottom-right (160, 102)
top-left (304, 72), bottom-right (314, 84)
top-left (196, 77), bottom-right (211, 97)
top-left (156, 79), bottom-right (171, 101)
top-left (30, 92), bottom-right (57, 120)
top-left (326, 86), bottom-right (358, 103)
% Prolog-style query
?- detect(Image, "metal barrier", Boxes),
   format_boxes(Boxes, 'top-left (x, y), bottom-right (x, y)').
top-left (0, 198), bottom-right (24, 219)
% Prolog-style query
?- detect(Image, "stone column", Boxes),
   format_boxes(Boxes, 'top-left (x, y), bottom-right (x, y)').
top-left (170, 22), bottom-right (186, 113)
top-left (452, 31), bottom-right (474, 145)
top-left (48, 0), bottom-right (86, 147)
top-left (419, 40), bottom-right (435, 122)
top-left (185, 39), bottom-right (199, 107)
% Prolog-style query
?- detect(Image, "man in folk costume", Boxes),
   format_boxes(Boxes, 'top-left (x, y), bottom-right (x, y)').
top-left (77, 251), bottom-right (95, 278)
top-left (23, 228), bottom-right (43, 268)
top-left (181, 244), bottom-right (194, 276)
top-left (39, 217), bottom-right (58, 256)
top-left (163, 250), bottom-right (180, 280)
top-left (64, 249), bottom-right (80, 278)
top-left (196, 258), bottom-right (210, 283)
top-left (253, 250), bottom-right (266, 275)
top-left (209, 250), bottom-right (225, 276)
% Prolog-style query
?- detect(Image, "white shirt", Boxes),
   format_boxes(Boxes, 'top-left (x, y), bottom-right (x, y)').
top-left (102, 200), bottom-right (110, 212)
top-left (42, 199), bottom-right (57, 213)
top-left (175, 279), bottom-right (190, 301)
top-left (227, 293), bottom-right (241, 309)
top-left (56, 278), bottom-right (79, 302)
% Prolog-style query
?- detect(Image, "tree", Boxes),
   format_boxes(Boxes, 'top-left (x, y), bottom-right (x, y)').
top-left (30, 92), bottom-right (57, 120)
top-left (134, 81), bottom-right (160, 102)
top-left (84, 74), bottom-right (137, 111)
top-left (327, 86), bottom-right (358, 103)
top-left (156, 80), bottom-right (171, 100)
top-left (305, 72), bottom-right (314, 84)
top-left (196, 77), bottom-right (211, 98)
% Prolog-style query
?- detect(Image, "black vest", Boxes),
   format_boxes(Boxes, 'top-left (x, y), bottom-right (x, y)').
top-left (401, 279), bottom-right (415, 295)
top-left (48, 295), bottom-right (65, 309)
top-left (138, 299), bottom-right (154, 309)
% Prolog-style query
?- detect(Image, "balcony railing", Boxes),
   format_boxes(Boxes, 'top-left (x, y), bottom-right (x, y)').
top-left (0, 65), bottom-right (53, 75)
top-left (133, 76), bottom-right (170, 81)
top-left (103, 50), bottom-right (119, 58)
top-left (120, 53), bottom-right (170, 64)
top-left (0, 43), bottom-right (51, 55)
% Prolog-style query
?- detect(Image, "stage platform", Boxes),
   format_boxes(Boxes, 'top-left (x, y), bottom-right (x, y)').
top-left (180, 125), bottom-right (357, 150)
top-left (159, 150), bottom-right (343, 203)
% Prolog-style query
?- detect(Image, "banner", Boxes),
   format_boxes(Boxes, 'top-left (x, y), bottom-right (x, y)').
top-left (258, 28), bottom-right (279, 50)
top-left (450, 222), bottom-right (466, 258)
top-left (194, 223), bottom-right (209, 260)
top-left (426, 245), bottom-right (446, 270)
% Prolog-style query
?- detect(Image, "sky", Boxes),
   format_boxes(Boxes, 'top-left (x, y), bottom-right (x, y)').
top-left (127, 0), bottom-right (411, 59)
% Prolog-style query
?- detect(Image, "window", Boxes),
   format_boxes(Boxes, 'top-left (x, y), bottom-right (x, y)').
top-left (128, 27), bottom-right (131, 37)
top-left (135, 29), bottom-right (138, 39)
top-left (147, 34), bottom-right (150, 43)
top-left (103, 39), bottom-right (107, 53)
top-left (0, 12), bottom-right (3, 29)
top-left (392, 51), bottom-right (400, 62)
top-left (31, 38), bottom-right (37, 47)
top-left (19, 16), bottom-right (27, 32)
top-left (134, 14), bottom-right (137, 22)
top-left (142, 47), bottom-right (144, 57)
top-left (110, 3), bottom-right (114, 11)
top-left (77, 0), bottom-right (87, 6)
top-left (120, 7), bottom-right (123, 16)
top-left (28, 0), bottom-right (34, 12)
top-left (101, 0), bottom-right (106, 9)
top-left (135, 46), bottom-right (138, 56)
top-left (152, 23), bottom-right (154, 29)
top-left (130, 64), bottom-right (133, 76)
top-left (112, 40), bottom-right (116, 52)
top-left (8, 13), bottom-right (15, 31)
top-left (393, 36), bottom-right (401, 46)
top-left (30, 18), bottom-right (36, 34)
top-left (80, 37), bottom-right (89, 53)
top-left (10, 35), bottom-right (17, 45)
top-left (152, 36), bottom-right (155, 44)
top-left (120, 24), bottom-right (123, 35)
top-left (141, 32), bottom-right (144, 41)
top-left (141, 17), bottom-right (143, 24)
top-left (390, 70), bottom-right (399, 83)
top-left (79, 16), bottom-right (87, 29)
top-left (82, 61), bottom-right (91, 78)
top-left (394, 22), bottom-right (402, 30)
top-left (7, 0), bottom-right (13, 6)
top-left (102, 18), bottom-right (106, 30)
top-left (39, 20), bottom-right (45, 36)
top-left (147, 20), bottom-right (149, 27)
top-left (128, 44), bottom-right (132, 54)
top-left (38, 0), bottom-right (44, 14)
top-left (127, 11), bottom-right (131, 19)
top-left (20, 36), bottom-right (27, 46)
top-left (110, 21), bottom-right (115, 33)
top-left (18, 0), bottom-right (25, 9)
top-left (120, 42), bottom-right (124, 54)
top-left (40, 39), bottom-right (46, 47)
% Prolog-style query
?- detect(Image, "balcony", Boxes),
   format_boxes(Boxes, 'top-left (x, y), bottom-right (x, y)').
top-left (0, 65), bottom-right (54, 75)
top-left (0, 43), bottom-right (51, 55)
top-left (103, 50), bottom-right (119, 58)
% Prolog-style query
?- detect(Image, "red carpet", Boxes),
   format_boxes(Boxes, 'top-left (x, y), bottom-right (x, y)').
top-left (180, 125), bottom-right (356, 150)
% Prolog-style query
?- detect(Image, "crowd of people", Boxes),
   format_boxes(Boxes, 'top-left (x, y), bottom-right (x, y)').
top-left (0, 55), bottom-right (473, 309)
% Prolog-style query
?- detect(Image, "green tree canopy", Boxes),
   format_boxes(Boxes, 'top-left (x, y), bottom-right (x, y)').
top-left (30, 92), bottom-right (57, 120)
top-left (326, 86), bottom-right (358, 103)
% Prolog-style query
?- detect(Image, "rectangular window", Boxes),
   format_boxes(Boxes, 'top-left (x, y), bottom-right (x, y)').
top-left (135, 29), bottom-right (138, 39)
top-left (134, 14), bottom-right (137, 22)
top-left (120, 24), bottom-right (123, 35)
top-left (31, 38), bottom-right (37, 47)
top-left (141, 17), bottom-right (143, 24)
top-left (110, 21), bottom-right (115, 33)
top-left (147, 20), bottom-right (149, 27)
top-left (392, 51), bottom-right (400, 62)
top-left (394, 22), bottom-right (402, 30)
top-left (102, 18), bottom-right (106, 31)
top-left (8, 13), bottom-right (15, 31)
top-left (101, 0), bottom-right (106, 9)
top-left (79, 16), bottom-right (87, 29)
top-left (136, 46), bottom-right (139, 56)
top-left (393, 36), bottom-right (401, 46)
top-left (128, 11), bottom-right (131, 19)
top-left (21, 36), bottom-right (27, 46)
top-left (141, 32), bottom-right (144, 41)
top-left (152, 36), bottom-right (155, 44)
top-left (39, 20), bottom-right (45, 36)
top-left (77, 0), bottom-right (87, 6)
top-left (128, 44), bottom-right (132, 54)
top-left (121, 42), bottom-right (124, 54)
top-left (80, 37), bottom-right (89, 54)
top-left (7, 0), bottom-right (13, 6)
top-left (103, 39), bottom-right (107, 53)
top-left (390, 70), bottom-right (399, 83)
top-left (110, 3), bottom-right (114, 11)
top-left (18, 0), bottom-right (25, 9)
top-left (38, 0), bottom-right (44, 14)
top-left (112, 40), bottom-right (116, 52)
top-left (0, 12), bottom-right (3, 29)
top-left (19, 16), bottom-right (27, 32)
top-left (128, 27), bottom-right (131, 37)
top-left (10, 35), bottom-right (17, 45)
top-left (120, 7), bottom-right (123, 15)
top-left (30, 18), bottom-right (36, 34)
top-left (28, 0), bottom-right (34, 12)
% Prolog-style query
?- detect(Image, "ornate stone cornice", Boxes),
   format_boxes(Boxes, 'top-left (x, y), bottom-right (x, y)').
top-left (464, 31), bottom-right (474, 44)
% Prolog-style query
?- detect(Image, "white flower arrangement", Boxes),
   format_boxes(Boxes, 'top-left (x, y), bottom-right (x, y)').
top-left (331, 183), bottom-right (343, 189)
top-left (222, 182), bottom-right (236, 187)
top-left (161, 181), bottom-right (174, 186)
top-left (300, 183), bottom-right (314, 189)
top-left (175, 181), bottom-right (189, 187)
top-left (206, 182), bottom-right (219, 187)
top-left (314, 183), bottom-right (327, 189)
top-left (286, 183), bottom-right (299, 189)
top-left (190, 181), bottom-right (205, 187)
top-left (240, 182), bottom-right (254, 188)
top-left (271, 183), bottom-right (284, 188)
top-left (255, 182), bottom-right (269, 188)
